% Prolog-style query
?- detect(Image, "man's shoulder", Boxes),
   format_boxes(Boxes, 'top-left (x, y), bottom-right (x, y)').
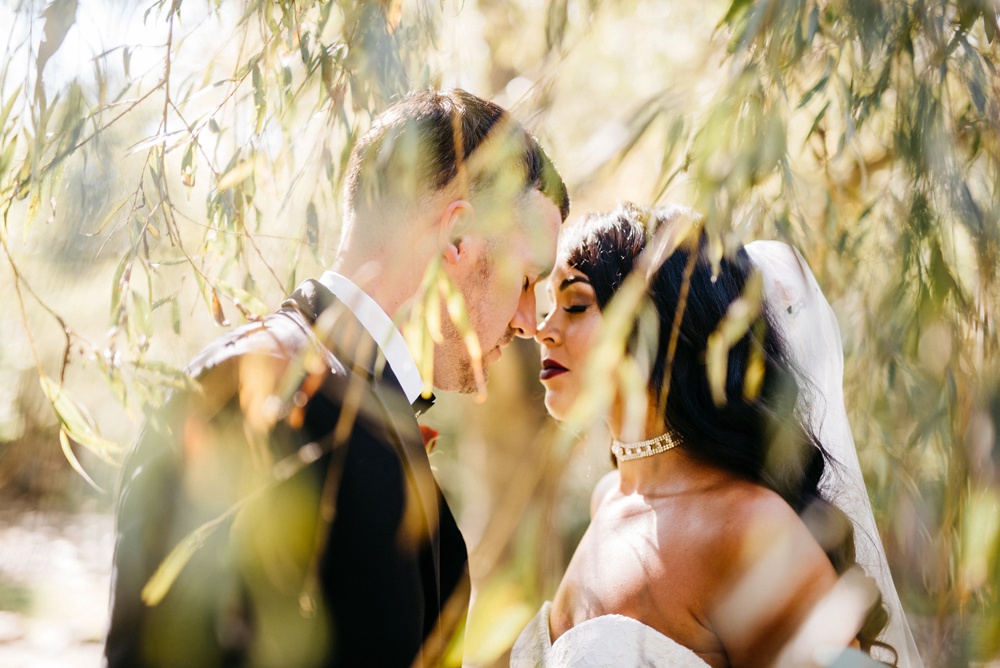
top-left (189, 302), bottom-right (350, 374)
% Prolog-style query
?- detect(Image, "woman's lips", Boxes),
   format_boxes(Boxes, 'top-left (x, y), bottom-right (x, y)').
top-left (539, 359), bottom-right (568, 381)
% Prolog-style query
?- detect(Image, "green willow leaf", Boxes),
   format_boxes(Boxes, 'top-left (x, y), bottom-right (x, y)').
top-left (39, 373), bottom-right (121, 464)
top-left (252, 62), bottom-right (266, 134)
top-left (59, 428), bottom-right (104, 493)
top-left (142, 516), bottom-right (224, 606)
top-left (109, 253), bottom-right (130, 323)
top-left (216, 159), bottom-right (255, 191)
top-left (705, 270), bottom-right (763, 406)
top-left (0, 84), bottom-right (21, 133)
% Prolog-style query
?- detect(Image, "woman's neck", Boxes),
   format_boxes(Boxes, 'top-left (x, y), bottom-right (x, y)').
top-left (607, 397), bottom-right (708, 494)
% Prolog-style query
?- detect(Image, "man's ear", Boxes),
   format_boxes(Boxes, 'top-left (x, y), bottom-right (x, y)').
top-left (439, 199), bottom-right (474, 265)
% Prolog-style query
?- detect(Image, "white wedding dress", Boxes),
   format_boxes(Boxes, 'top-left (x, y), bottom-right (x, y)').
top-left (510, 601), bottom-right (711, 667)
top-left (512, 241), bottom-right (921, 668)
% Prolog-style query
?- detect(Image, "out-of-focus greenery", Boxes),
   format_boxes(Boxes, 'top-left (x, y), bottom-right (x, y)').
top-left (1, 0), bottom-right (998, 665)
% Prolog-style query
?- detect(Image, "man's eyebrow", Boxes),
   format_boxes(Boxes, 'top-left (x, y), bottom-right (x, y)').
top-left (559, 275), bottom-right (591, 292)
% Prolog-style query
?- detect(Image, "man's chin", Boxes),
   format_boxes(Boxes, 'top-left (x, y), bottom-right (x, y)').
top-left (433, 365), bottom-right (488, 395)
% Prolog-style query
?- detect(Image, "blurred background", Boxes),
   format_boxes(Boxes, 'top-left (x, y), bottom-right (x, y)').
top-left (1, 0), bottom-right (998, 665)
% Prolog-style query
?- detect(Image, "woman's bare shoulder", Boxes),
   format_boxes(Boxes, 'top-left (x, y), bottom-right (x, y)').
top-left (711, 487), bottom-right (841, 664)
top-left (697, 480), bottom-right (829, 577)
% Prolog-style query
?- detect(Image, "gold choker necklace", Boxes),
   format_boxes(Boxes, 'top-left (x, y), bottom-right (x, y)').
top-left (611, 432), bottom-right (680, 462)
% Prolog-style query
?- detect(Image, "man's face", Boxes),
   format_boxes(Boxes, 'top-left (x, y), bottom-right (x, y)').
top-left (434, 189), bottom-right (562, 394)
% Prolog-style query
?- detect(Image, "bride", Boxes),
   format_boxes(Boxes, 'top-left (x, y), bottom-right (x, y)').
top-left (511, 203), bottom-right (922, 667)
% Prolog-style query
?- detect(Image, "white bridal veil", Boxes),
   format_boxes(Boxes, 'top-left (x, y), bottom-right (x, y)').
top-left (745, 241), bottom-right (922, 668)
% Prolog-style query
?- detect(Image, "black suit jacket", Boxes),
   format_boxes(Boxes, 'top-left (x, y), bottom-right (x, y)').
top-left (106, 280), bottom-right (470, 667)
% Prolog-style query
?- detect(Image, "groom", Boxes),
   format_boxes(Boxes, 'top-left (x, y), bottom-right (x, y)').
top-left (105, 89), bottom-right (569, 667)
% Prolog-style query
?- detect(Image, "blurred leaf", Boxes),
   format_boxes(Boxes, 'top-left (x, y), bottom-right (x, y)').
top-left (306, 201), bottom-right (319, 246)
top-left (210, 286), bottom-right (230, 327)
top-left (216, 159), bottom-right (255, 191)
top-left (461, 574), bottom-right (534, 665)
top-left (798, 60), bottom-right (832, 109)
top-left (131, 291), bottom-right (152, 340)
top-left (718, 0), bottom-right (752, 30)
top-left (216, 280), bottom-right (267, 319)
top-left (706, 270), bottom-right (763, 406)
top-left (0, 134), bottom-right (17, 179)
top-left (744, 322), bottom-right (766, 401)
top-left (252, 62), bottom-right (266, 134)
top-left (181, 141), bottom-right (196, 188)
top-left (546, 0), bottom-right (568, 51)
top-left (382, 0), bottom-right (402, 33)
top-left (85, 195), bottom-right (130, 236)
top-left (134, 360), bottom-right (198, 391)
top-left (439, 271), bottom-right (485, 397)
top-left (59, 428), bottom-right (104, 493)
top-left (142, 515), bottom-right (225, 606)
top-left (804, 101), bottom-right (830, 145)
top-left (39, 373), bottom-right (121, 465)
top-left (0, 85), bottom-right (21, 133)
top-left (109, 254), bottom-right (131, 323)
top-left (121, 46), bottom-right (131, 79)
top-left (171, 296), bottom-right (181, 334)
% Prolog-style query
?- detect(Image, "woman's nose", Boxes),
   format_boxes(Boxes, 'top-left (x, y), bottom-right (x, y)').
top-left (534, 312), bottom-right (559, 345)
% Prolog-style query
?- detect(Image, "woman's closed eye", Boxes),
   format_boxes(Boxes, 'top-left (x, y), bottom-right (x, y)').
top-left (564, 304), bottom-right (590, 314)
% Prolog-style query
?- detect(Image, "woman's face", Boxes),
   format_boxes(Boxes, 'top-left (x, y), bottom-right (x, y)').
top-left (534, 257), bottom-right (603, 420)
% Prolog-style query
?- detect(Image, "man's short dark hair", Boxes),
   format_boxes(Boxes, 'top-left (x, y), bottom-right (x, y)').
top-left (344, 88), bottom-right (570, 223)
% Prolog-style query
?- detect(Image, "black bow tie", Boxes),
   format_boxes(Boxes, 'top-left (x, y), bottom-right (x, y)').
top-left (411, 393), bottom-right (435, 417)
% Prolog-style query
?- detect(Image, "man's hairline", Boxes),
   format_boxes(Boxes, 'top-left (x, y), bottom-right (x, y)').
top-left (344, 180), bottom-right (559, 232)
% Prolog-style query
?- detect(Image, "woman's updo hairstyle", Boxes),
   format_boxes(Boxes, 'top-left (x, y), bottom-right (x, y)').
top-left (562, 202), bottom-right (893, 659)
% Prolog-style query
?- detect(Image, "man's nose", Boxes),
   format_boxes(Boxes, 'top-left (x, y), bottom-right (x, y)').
top-left (510, 288), bottom-right (538, 339)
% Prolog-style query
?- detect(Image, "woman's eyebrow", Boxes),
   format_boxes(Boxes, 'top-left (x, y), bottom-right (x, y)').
top-left (559, 275), bottom-right (591, 292)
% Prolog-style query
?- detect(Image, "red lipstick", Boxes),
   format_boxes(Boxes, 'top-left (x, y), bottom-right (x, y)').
top-left (540, 359), bottom-right (568, 381)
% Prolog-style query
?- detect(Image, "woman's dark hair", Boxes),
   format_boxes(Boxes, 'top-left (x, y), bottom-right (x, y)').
top-left (563, 202), bottom-right (893, 660)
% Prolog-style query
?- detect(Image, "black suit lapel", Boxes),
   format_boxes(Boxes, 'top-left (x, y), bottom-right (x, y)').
top-left (282, 280), bottom-right (444, 595)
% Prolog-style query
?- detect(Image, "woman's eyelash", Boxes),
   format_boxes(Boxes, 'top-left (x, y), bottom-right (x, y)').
top-left (564, 305), bottom-right (589, 313)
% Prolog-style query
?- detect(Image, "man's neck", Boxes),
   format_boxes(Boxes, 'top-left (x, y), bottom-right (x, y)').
top-left (330, 256), bottom-right (409, 322)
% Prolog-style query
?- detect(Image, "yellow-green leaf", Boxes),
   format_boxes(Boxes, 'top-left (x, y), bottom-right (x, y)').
top-left (39, 374), bottom-right (121, 464)
top-left (59, 428), bottom-right (104, 493)
top-left (142, 521), bottom-right (218, 606)
top-left (216, 159), bottom-right (255, 192)
top-left (705, 331), bottom-right (729, 406)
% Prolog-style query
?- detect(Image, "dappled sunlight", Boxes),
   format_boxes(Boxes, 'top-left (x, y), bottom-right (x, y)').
top-left (2, 0), bottom-right (999, 665)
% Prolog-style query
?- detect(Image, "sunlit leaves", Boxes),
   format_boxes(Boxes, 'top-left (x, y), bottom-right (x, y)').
top-left (209, 286), bottom-right (229, 327)
top-left (216, 279), bottom-right (267, 320)
top-left (216, 158), bottom-right (256, 193)
top-left (706, 270), bottom-right (763, 406)
top-left (181, 141), bottom-right (196, 189)
top-left (305, 201), bottom-right (319, 247)
top-left (59, 428), bottom-right (103, 493)
top-left (546, 0), bottom-right (569, 52)
top-left (252, 63), bottom-right (266, 135)
top-left (38, 373), bottom-right (122, 466)
top-left (401, 257), bottom-right (486, 400)
top-left (142, 508), bottom-right (231, 606)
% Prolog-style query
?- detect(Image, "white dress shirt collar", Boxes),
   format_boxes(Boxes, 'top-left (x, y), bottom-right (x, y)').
top-left (317, 271), bottom-right (424, 404)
